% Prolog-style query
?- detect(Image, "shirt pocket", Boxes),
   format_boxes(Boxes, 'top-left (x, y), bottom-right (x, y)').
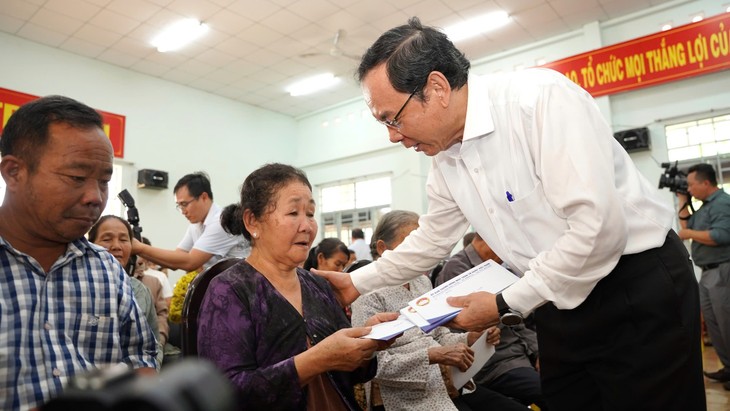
top-left (72, 314), bottom-right (120, 364)
top-left (506, 181), bottom-right (568, 256)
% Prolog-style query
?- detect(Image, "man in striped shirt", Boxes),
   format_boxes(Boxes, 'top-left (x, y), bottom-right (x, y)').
top-left (0, 95), bottom-right (157, 410)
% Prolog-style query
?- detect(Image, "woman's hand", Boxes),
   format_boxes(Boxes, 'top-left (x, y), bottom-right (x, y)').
top-left (427, 343), bottom-right (475, 372)
top-left (311, 269), bottom-right (361, 307)
top-left (311, 327), bottom-right (380, 372)
top-left (486, 326), bottom-right (501, 346)
top-left (364, 312), bottom-right (401, 350)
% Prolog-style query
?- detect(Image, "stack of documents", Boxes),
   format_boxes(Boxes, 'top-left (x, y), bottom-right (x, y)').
top-left (362, 259), bottom-right (519, 340)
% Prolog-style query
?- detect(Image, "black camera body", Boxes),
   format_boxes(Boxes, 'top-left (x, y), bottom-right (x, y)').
top-left (658, 161), bottom-right (688, 195)
top-left (41, 359), bottom-right (235, 411)
top-left (118, 189), bottom-right (143, 274)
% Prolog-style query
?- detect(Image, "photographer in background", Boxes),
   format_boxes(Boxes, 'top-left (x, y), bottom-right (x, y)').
top-left (0, 95), bottom-right (157, 410)
top-left (132, 172), bottom-right (250, 272)
top-left (678, 163), bottom-right (730, 388)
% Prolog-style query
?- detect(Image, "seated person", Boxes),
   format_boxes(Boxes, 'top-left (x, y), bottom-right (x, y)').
top-left (437, 233), bottom-right (548, 409)
top-left (351, 210), bottom-right (526, 411)
top-left (136, 236), bottom-right (174, 307)
top-left (88, 215), bottom-right (164, 368)
top-left (304, 237), bottom-right (353, 318)
top-left (0, 95), bottom-right (156, 410)
top-left (304, 237), bottom-right (351, 272)
top-left (197, 163), bottom-right (396, 410)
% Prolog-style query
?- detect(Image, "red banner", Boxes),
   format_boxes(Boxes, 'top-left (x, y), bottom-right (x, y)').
top-left (541, 13), bottom-right (730, 97)
top-left (0, 87), bottom-right (125, 158)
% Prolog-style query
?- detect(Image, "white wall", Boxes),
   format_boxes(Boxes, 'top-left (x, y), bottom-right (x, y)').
top-left (0, 31), bottom-right (297, 268)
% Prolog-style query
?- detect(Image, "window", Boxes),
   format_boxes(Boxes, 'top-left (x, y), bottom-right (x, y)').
top-left (664, 114), bottom-right (730, 209)
top-left (104, 164), bottom-right (125, 217)
top-left (666, 115), bottom-right (730, 162)
top-left (319, 175), bottom-right (392, 244)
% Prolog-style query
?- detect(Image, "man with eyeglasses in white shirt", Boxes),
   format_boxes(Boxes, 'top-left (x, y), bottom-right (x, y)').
top-left (133, 172), bottom-right (249, 272)
top-left (315, 17), bottom-right (705, 411)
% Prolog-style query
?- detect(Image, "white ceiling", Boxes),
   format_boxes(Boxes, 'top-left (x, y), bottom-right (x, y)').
top-left (1, 0), bottom-right (683, 118)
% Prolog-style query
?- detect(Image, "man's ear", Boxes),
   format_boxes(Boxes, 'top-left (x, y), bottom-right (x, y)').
top-left (0, 155), bottom-right (26, 192)
top-left (426, 71), bottom-right (452, 108)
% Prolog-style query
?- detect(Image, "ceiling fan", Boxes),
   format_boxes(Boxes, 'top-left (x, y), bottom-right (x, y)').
top-left (299, 29), bottom-right (361, 61)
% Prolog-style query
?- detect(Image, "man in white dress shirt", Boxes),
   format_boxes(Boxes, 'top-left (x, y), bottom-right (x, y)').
top-left (133, 172), bottom-right (249, 272)
top-left (315, 17), bottom-right (705, 410)
top-left (348, 228), bottom-right (372, 261)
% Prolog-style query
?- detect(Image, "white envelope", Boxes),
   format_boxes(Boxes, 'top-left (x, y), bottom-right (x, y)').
top-left (407, 260), bottom-right (519, 323)
top-left (450, 331), bottom-right (496, 389)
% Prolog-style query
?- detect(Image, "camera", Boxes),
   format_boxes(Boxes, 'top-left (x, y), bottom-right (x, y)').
top-left (118, 189), bottom-right (143, 274)
top-left (41, 358), bottom-right (236, 411)
top-left (658, 161), bottom-right (688, 195)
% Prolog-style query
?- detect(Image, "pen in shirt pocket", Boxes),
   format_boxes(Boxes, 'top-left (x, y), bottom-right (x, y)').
top-left (506, 191), bottom-right (514, 202)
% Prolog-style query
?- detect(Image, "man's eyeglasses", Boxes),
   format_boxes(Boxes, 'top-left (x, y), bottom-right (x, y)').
top-left (175, 197), bottom-right (199, 211)
top-left (378, 88), bottom-right (418, 130)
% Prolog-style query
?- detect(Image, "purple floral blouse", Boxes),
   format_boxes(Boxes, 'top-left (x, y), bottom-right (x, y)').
top-left (197, 260), bottom-right (374, 410)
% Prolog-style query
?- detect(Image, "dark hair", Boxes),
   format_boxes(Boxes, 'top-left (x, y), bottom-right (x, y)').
top-left (462, 232), bottom-right (476, 248)
top-left (357, 17), bottom-right (470, 99)
top-left (371, 210), bottom-right (419, 254)
top-left (351, 228), bottom-right (365, 239)
top-left (688, 163), bottom-right (717, 186)
top-left (345, 259), bottom-right (372, 273)
top-left (303, 237), bottom-right (350, 270)
top-left (220, 163), bottom-right (312, 241)
top-left (174, 172), bottom-right (213, 200)
top-left (88, 215), bottom-right (133, 243)
top-left (141, 236), bottom-right (151, 246)
top-left (0, 95), bottom-right (103, 172)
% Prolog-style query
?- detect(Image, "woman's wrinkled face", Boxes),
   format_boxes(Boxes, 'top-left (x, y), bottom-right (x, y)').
top-left (92, 218), bottom-right (132, 266)
top-left (250, 181), bottom-right (318, 267)
top-left (317, 250), bottom-right (350, 272)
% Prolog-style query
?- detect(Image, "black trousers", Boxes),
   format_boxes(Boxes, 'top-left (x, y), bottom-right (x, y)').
top-left (535, 230), bottom-right (706, 411)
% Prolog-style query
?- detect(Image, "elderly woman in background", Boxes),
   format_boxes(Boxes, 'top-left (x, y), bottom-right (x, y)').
top-left (88, 215), bottom-right (162, 368)
top-left (197, 163), bottom-right (394, 410)
top-left (351, 210), bottom-right (526, 411)
top-left (303, 237), bottom-right (351, 272)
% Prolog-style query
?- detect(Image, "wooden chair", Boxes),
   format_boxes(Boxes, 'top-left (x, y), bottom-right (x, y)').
top-left (181, 257), bottom-right (241, 357)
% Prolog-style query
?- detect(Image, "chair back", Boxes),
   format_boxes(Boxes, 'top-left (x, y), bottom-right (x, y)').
top-left (181, 258), bottom-right (241, 356)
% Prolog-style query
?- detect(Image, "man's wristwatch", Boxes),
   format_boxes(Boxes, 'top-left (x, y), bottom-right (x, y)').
top-left (496, 293), bottom-right (523, 326)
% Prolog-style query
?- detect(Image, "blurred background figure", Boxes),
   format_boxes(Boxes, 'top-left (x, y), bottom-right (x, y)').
top-left (304, 237), bottom-right (351, 272)
top-left (348, 228), bottom-right (372, 261)
top-left (88, 215), bottom-right (163, 368)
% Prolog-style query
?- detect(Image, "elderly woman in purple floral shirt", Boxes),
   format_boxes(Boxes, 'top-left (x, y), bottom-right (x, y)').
top-left (198, 163), bottom-right (394, 410)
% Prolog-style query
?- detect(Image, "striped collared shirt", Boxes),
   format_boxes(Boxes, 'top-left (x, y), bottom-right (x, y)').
top-left (0, 236), bottom-right (157, 410)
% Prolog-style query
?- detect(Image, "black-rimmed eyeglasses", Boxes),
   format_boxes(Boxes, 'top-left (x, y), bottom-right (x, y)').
top-left (378, 88), bottom-right (418, 130)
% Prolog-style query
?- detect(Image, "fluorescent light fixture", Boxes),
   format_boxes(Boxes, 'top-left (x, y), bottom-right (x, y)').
top-left (286, 73), bottom-right (340, 96)
top-left (691, 14), bottom-right (704, 23)
top-left (661, 23), bottom-right (673, 31)
top-left (151, 18), bottom-right (209, 53)
top-left (444, 11), bottom-right (511, 42)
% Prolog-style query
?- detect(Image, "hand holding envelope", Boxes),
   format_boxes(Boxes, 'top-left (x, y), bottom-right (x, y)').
top-left (361, 260), bottom-right (519, 340)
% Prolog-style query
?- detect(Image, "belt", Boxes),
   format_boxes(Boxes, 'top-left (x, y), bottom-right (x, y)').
top-left (701, 263), bottom-right (722, 271)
